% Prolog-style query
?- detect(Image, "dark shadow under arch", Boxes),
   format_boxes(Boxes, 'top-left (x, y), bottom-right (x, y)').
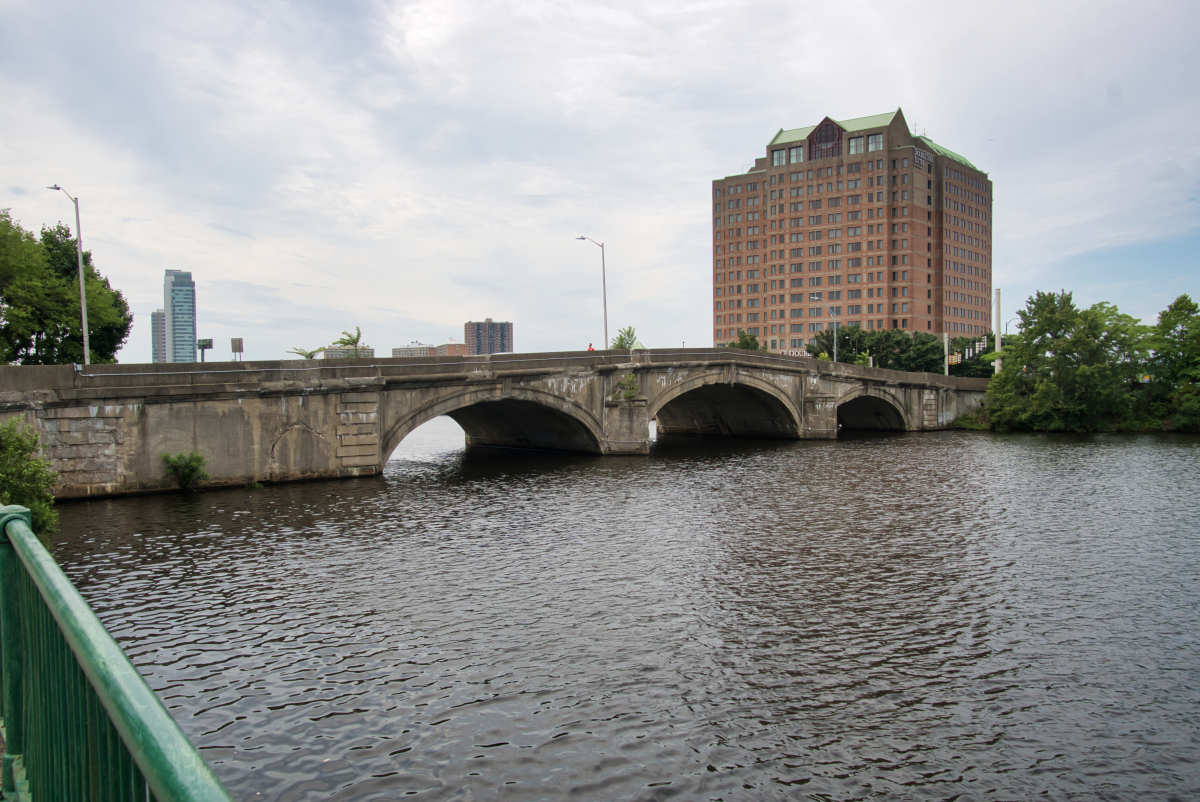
top-left (438, 399), bottom-right (603, 455)
top-left (654, 383), bottom-right (799, 439)
top-left (837, 395), bottom-right (906, 431)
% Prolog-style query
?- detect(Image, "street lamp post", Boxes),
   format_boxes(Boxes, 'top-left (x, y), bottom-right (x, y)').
top-left (47, 185), bottom-right (90, 365)
top-left (825, 308), bottom-right (840, 362)
top-left (576, 237), bottom-right (608, 349)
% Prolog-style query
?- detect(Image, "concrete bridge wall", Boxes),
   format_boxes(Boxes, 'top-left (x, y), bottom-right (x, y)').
top-left (0, 350), bottom-right (988, 499)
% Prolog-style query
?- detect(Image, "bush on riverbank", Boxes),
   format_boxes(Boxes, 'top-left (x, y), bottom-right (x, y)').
top-left (0, 418), bottom-right (58, 536)
top-left (980, 292), bottom-right (1199, 433)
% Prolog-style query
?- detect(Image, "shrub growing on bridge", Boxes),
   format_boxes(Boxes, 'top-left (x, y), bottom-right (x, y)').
top-left (161, 451), bottom-right (210, 492)
top-left (612, 373), bottom-right (639, 401)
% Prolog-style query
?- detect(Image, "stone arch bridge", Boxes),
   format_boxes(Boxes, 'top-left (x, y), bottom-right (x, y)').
top-left (0, 350), bottom-right (987, 498)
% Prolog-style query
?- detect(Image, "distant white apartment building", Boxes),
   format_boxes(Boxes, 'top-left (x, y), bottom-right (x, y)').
top-left (323, 344), bottom-right (375, 359)
top-left (392, 342), bottom-right (435, 358)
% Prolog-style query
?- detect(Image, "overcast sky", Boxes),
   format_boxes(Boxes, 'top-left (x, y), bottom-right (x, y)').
top-left (2, 0), bottom-right (1197, 363)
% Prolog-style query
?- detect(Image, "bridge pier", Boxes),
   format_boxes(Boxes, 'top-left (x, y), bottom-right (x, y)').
top-left (602, 398), bottom-right (651, 454)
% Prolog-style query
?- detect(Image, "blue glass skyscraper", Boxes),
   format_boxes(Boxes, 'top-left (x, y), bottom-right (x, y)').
top-left (163, 270), bottom-right (196, 363)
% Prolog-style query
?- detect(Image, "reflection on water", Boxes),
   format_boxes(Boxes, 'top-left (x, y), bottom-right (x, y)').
top-left (55, 419), bottom-right (1200, 800)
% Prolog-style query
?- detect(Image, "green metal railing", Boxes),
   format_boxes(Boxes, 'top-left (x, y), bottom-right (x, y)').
top-left (0, 505), bottom-right (232, 802)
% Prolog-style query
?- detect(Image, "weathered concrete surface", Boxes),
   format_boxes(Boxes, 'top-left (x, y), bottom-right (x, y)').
top-left (0, 350), bottom-right (987, 498)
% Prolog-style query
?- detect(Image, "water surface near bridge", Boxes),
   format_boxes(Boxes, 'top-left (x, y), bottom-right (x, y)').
top-left (55, 420), bottom-right (1200, 801)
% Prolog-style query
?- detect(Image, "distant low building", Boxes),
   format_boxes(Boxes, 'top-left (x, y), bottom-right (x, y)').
top-left (465, 318), bottom-right (513, 355)
top-left (392, 343), bottom-right (435, 358)
top-left (437, 339), bottom-right (470, 357)
top-left (323, 345), bottom-right (375, 359)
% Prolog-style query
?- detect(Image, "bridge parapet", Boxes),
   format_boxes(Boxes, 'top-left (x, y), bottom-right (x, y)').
top-left (0, 350), bottom-right (987, 498)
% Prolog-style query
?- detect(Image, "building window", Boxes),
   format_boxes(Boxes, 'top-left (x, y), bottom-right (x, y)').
top-left (848, 136), bottom-right (864, 155)
top-left (772, 149), bottom-right (786, 166)
top-left (810, 122), bottom-right (841, 160)
top-left (789, 146), bottom-right (803, 163)
top-left (867, 133), bottom-right (883, 152)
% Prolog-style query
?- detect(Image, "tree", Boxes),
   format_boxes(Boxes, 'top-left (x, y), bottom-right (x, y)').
top-left (809, 326), bottom-right (870, 364)
top-left (1149, 294), bottom-right (1200, 431)
top-left (0, 211), bottom-right (132, 365)
top-left (864, 330), bottom-right (944, 373)
top-left (949, 333), bottom-right (997, 378)
top-left (0, 210), bottom-right (73, 364)
top-left (610, 326), bottom-right (639, 350)
top-left (728, 330), bottom-right (765, 350)
top-left (0, 418), bottom-right (58, 536)
top-left (1150, 295), bottom-right (1200, 386)
top-left (287, 346), bottom-right (325, 360)
top-left (332, 327), bottom-right (365, 358)
top-left (40, 223), bottom-right (133, 363)
top-left (985, 291), bottom-right (1137, 431)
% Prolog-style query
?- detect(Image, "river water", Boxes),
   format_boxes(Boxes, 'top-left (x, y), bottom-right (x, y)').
top-left (55, 419), bottom-right (1200, 801)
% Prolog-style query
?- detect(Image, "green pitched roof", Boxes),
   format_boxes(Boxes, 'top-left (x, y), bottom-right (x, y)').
top-left (768, 110), bottom-right (900, 146)
top-left (914, 135), bottom-right (978, 171)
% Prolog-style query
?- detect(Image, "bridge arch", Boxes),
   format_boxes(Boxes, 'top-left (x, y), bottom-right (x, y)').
top-left (379, 386), bottom-right (605, 461)
top-left (648, 373), bottom-right (801, 439)
top-left (835, 387), bottom-right (909, 431)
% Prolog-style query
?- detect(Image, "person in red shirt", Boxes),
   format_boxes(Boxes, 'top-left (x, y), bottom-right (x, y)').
top-left (587, 343), bottom-right (595, 351)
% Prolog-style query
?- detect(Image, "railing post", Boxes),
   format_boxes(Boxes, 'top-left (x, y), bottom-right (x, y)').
top-left (0, 505), bottom-right (31, 795)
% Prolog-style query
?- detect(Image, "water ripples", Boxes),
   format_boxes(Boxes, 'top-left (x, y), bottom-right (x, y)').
top-left (55, 422), bottom-right (1200, 801)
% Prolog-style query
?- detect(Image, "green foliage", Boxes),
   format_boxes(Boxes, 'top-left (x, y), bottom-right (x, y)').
top-left (0, 418), bottom-right (59, 536)
top-left (611, 373), bottom-right (640, 401)
top-left (986, 291), bottom-right (1140, 431)
top-left (610, 326), bottom-right (639, 350)
top-left (1149, 294), bottom-right (1200, 430)
top-left (954, 409), bottom-right (990, 430)
top-left (806, 327), bottom-right (944, 372)
top-left (949, 333), bottom-right (998, 378)
top-left (161, 451), bottom-right (210, 492)
top-left (0, 211), bottom-right (132, 365)
top-left (332, 327), bottom-right (365, 358)
top-left (808, 326), bottom-right (869, 363)
top-left (978, 290), bottom-right (1200, 432)
top-left (1166, 382), bottom-right (1200, 432)
top-left (865, 330), bottom-right (945, 373)
top-left (1150, 295), bottom-right (1200, 385)
top-left (728, 330), bottom-right (765, 351)
top-left (40, 223), bottom-right (133, 363)
top-left (287, 346), bottom-right (324, 360)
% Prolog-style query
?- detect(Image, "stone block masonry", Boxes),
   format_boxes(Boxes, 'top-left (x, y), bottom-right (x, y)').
top-left (0, 351), bottom-right (987, 499)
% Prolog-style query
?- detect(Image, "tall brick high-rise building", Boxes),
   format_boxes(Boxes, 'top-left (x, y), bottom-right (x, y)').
top-left (712, 109), bottom-right (993, 351)
top-left (465, 318), bottom-right (513, 355)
